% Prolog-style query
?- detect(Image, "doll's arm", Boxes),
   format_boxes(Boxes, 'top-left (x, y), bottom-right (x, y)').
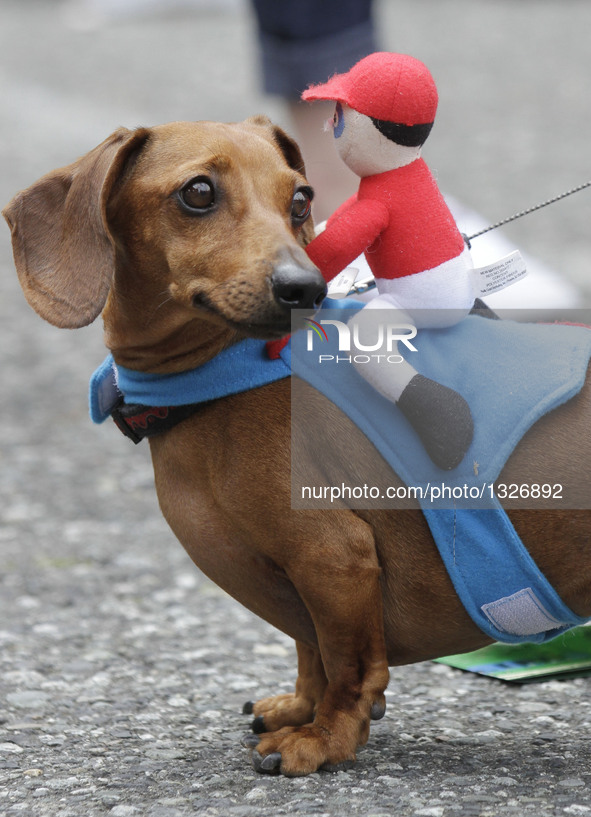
top-left (326, 191), bottom-right (359, 225)
top-left (306, 198), bottom-right (389, 282)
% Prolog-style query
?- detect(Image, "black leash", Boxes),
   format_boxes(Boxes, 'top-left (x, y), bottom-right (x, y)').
top-left (466, 180), bottom-right (591, 243)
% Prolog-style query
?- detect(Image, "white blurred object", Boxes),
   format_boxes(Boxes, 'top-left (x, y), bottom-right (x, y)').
top-left (327, 268), bottom-right (359, 299)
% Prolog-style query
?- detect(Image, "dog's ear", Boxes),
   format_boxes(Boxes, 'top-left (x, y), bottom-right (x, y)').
top-left (2, 127), bottom-right (149, 329)
top-left (269, 126), bottom-right (318, 245)
top-left (247, 117), bottom-right (317, 245)
top-left (270, 124), bottom-right (308, 178)
top-left (245, 115), bottom-right (308, 177)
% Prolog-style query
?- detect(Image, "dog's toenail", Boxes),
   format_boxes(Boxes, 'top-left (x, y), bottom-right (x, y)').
top-left (252, 715), bottom-right (266, 734)
top-left (241, 733), bottom-right (259, 748)
top-left (260, 752), bottom-right (282, 772)
top-left (252, 750), bottom-right (281, 775)
top-left (370, 700), bottom-right (386, 720)
top-left (242, 701), bottom-right (254, 715)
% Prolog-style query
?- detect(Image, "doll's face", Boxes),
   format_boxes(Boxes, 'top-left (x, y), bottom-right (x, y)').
top-left (330, 102), bottom-right (421, 178)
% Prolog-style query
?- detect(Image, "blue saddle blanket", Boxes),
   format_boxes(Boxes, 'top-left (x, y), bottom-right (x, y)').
top-left (89, 306), bottom-right (591, 644)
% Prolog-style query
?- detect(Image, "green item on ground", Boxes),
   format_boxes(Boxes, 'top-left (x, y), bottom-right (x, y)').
top-left (435, 625), bottom-right (591, 682)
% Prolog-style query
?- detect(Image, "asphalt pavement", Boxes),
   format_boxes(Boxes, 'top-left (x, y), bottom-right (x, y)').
top-left (2, 1), bottom-right (591, 815)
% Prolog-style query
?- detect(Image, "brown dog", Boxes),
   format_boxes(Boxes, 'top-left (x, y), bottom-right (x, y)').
top-left (4, 117), bottom-right (591, 777)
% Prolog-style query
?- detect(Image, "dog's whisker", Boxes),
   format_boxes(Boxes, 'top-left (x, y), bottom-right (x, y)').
top-left (154, 291), bottom-right (173, 312)
top-left (143, 290), bottom-right (175, 327)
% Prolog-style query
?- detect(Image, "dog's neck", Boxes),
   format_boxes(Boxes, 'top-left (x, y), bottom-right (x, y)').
top-left (102, 261), bottom-right (240, 374)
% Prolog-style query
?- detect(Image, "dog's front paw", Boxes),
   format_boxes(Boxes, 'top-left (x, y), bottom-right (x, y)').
top-left (248, 723), bottom-right (357, 777)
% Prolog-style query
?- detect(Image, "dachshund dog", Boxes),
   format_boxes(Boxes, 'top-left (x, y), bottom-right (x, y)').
top-left (4, 117), bottom-right (591, 776)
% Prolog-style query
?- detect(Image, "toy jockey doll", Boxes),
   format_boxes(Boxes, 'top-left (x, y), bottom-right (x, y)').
top-left (302, 52), bottom-right (476, 470)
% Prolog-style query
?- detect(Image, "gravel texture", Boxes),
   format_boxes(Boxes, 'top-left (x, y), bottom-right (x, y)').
top-left (2, 1), bottom-right (591, 814)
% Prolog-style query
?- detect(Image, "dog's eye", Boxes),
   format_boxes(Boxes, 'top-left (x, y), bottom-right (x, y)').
top-left (180, 177), bottom-right (215, 212)
top-left (291, 187), bottom-right (313, 223)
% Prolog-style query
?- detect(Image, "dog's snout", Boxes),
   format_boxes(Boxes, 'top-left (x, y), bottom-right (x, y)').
top-left (271, 260), bottom-right (327, 312)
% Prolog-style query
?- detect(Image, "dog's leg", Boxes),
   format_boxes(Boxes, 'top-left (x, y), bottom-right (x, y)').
top-left (247, 520), bottom-right (390, 776)
top-left (244, 641), bottom-right (327, 732)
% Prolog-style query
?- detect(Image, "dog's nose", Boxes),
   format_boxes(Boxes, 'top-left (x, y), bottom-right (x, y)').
top-left (271, 258), bottom-right (327, 312)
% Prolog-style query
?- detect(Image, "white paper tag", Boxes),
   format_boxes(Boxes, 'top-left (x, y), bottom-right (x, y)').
top-left (472, 250), bottom-right (528, 296)
top-left (327, 267), bottom-right (359, 299)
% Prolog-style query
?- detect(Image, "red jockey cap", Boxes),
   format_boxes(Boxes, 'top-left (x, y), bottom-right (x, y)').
top-left (302, 52), bottom-right (438, 127)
